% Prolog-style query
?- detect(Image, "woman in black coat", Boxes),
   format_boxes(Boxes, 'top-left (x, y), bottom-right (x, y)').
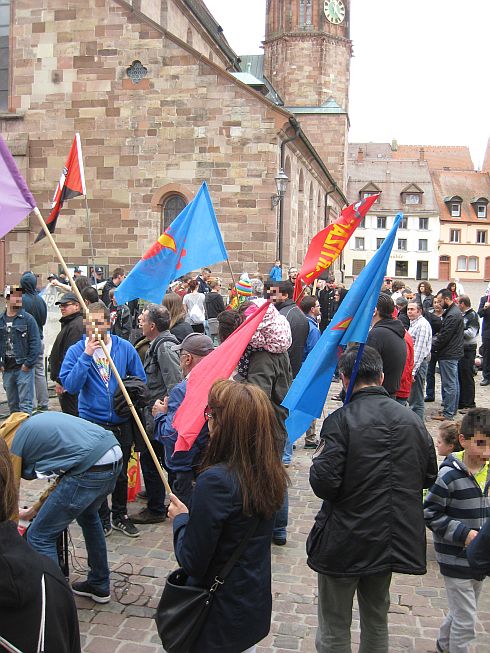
top-left (168, 380), bottom-right (288, 653)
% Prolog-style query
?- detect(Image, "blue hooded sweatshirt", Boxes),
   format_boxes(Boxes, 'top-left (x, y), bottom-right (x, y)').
top-left (20, 272), bottom-right (47, 339)
top-left (59, 335), bottom-right (145, 424)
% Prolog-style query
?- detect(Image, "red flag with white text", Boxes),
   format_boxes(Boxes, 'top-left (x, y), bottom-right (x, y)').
top-left (293, 194), bottom-right (380, 301)
top-left (35, 133), bottom-right (86, 242)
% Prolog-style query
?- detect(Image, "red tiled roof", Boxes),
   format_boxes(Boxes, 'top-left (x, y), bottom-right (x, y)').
top-left (431, 170), bottom-right (490, 222)
top-left (393, 145), bottom-right (474, 171)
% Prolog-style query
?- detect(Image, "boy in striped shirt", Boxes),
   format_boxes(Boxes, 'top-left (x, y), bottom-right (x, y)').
top-left (424, 408), bottom-right (490, 653)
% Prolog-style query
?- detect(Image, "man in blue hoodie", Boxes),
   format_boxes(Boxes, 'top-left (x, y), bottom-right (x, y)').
top-left (60, 301), bottom-right (145, 538)
top-left (20, 271), bottom-right (49, 412)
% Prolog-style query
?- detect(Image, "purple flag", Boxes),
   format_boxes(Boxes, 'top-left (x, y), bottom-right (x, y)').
top-left (0, 135), bottom-right (37, 238)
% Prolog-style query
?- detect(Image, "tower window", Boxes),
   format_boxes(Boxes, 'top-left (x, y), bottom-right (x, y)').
top-left (299, 0), bottom-right (313, 28)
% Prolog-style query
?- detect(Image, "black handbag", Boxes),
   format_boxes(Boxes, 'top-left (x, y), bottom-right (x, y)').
top-left (155, 517), bottom-right (259, 653)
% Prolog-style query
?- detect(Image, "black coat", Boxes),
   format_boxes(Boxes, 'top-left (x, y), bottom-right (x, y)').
top-left (318, 287), bottom-right (336, 331)
top-left (0, 521), bottom-right (81, 652)
top-left (432, 302), bottom-right (464, 360)
top-left (366, 318), bottom-right (407, 396)
top-left (173, 465), bottom-right (274, 653)
top-left (49, 311), bottom-right (84, 383)
top-left (307, 386), bottom-right (438, 577)
top-left (205, 291), bottom-right (226, 318)
top-left (277, 299), bottom-right (309, 378)
top-left (397, 307), bottom-right (410, 330)
top-left (467, 516), bottom-right (490, 576)
top-left (170, 319), bottom-right (194, 343)
top-left (477, 295), bottom-right (490, 340)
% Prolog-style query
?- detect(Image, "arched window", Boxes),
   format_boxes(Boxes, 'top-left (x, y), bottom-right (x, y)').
top-left (299, 0), bottom-right (312, 27)
top-left (0, 0), bottom-right (10, 111)
top-left (161, 194), bottom-right (187, 232)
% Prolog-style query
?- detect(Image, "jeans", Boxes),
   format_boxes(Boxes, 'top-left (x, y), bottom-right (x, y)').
top-left (305, 421), bottom-right (317, 445)
top-left (439, 576), bottom-right (484, 653)
top-left (425, 352), bottom-right (438, 401)
top-left (3, 367), bottom-right (35, 414)
top-left (458, 347), bottom-right (476, 408)
top-left (99, 443), bottom-right (132, 523)
top-left (34, 340), bottom-right (49, 410)
top-left (273, 489), bottom-right (288, 540)
top-left (316, 572), bottom-right (392, 653)
top-left (409, 360), bottom-right (429, 422)
top-left (27, 461), bottom-right (121, 593)
top-left (439, 359), bottom-right (460, 419)
top-left (140, 439), bottom-right (167, 515)
top-left (282, 440), bottom-right (293, 465)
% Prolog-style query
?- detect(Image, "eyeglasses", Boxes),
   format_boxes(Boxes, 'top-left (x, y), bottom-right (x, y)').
top-left (203, 406), bottom-right (215, 421)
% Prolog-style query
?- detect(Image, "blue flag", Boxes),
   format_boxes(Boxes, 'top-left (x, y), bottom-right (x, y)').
top-left (115, 182), bottom-right (228, 304)
top-left (283, 213), bottom-right (403, 443)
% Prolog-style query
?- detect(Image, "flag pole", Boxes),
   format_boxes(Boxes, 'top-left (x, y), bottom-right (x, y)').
top-left (343, 342), bottom-right (365, 404)
top-left (83, 196), bottom-right (97, 281)
top-left (225, 256), bottom-right (239, 298)
top-left (32, 207), bottom-right (172, 495)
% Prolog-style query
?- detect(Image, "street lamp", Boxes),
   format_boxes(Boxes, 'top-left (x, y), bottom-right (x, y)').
top-left (271, 168), bottom-right (289, 209)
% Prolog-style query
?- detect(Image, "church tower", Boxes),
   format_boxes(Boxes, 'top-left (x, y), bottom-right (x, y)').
top-left (263, 0), bottom-right (352, 188)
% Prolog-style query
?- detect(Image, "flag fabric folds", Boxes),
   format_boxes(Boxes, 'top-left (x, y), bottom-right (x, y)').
top-left (35, 133), bottom-right (86, 242)
top-left (293, 194), bottom-right (379, 301)
top-left (0, 135), bottom-right (37, 239)
top-left (173, 301), bottom-right (270, 452)
top-left (115, 182), bottom-right (228, 305)
top-left (284, 212), bottom-right (403, 443)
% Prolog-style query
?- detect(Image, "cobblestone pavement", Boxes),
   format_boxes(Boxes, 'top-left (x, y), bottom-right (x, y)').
top-left (17, 376), bottom-right (490, 653)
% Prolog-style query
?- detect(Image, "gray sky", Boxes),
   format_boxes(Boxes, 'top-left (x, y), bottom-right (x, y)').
top-left (205, 0), bottom-right (489, 168)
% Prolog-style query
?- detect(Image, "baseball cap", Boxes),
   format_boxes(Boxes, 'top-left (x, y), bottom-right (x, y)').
top-left (47, 273), bottom-right (57, 280)
top-left (172, 333), bottom-right (214, 356)
top-left (55, 292), bottom-right (80, 306)
top-left (95, 267), bottom-right (103, 273)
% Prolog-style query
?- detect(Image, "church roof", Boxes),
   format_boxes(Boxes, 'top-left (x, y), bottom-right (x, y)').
top-left (184, 0), bottom-right (240, 69)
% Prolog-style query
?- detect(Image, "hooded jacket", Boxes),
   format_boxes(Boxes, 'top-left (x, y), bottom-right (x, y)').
top-left (20, 271), bottom-right (47, 339)
top-left (424, 453), bottom-right (490, 580)
top-left (0, 521), bottom-right (80, 652)
top-left (366, 318), bottom-right (407, 396)
top-left (59, 335), bottom-right (146, 424)
top-left (308, 386), bottom-right (438, 577)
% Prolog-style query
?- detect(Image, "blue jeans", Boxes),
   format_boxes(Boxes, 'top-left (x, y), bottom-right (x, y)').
top-left (425, 353), bottom-right (438, 401)
top-left (273, 489), bottom-right (289, 540)
top-left (3, 367), bottom-right (35, 414)
top-left (282, 440), bottom-right (293, 465)
top-left (409, 360), bottom-right (428, 422)
top-left (27, 461), bottom-right (122, 592)
top-left (439, 359), bottom-right (460, 419)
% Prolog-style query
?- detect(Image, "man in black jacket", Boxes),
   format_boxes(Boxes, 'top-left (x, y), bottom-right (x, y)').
top-left (457, 295), bottom-right (479, 411)
top-left (49, 292), bottom-right (84, 416)
top-left (317, 276), bottom-right (337, 332)
top-left (366, 293), bottom-right (406, 398)
top-left (477, 288), bottom-right (490, 386)
top-left (431, 289), bottom-right (464, 421)
top-left (308, 345), bottom-right (437, 653)
top-left (269, 281), bottom-right (309, 379)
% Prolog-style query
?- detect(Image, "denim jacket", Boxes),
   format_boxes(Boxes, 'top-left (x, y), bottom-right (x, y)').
top-left (0, 309), bottom-right (41, 369)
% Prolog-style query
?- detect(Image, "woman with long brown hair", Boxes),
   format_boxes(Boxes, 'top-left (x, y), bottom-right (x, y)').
top-left (162, 291), bottom-right (194, 342)
top-left (168, 379), bottom-right (288, 653)
top-left (0, 439), bottom-right (81, 651)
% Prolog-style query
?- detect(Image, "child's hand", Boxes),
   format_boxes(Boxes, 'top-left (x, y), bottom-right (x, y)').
top-left (465, 529), bottom-right (479, 547)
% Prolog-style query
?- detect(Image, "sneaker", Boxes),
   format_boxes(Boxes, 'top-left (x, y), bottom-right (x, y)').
top-left (102, 522), bottom-right (112, 537)
top-left (480, 379), bottom-right (490, 387)
top-left (272, 536), bottom-right (287, 546)
top-left (72, 580), bottom-right (111, 604)
top-left (304, 440), bottom-right (320, 449)
top-left (112, 515), bottom-right (140, 537)
top-left (131, 508), bottom-right (167, 524)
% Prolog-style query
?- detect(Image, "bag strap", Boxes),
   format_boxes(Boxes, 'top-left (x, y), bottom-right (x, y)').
top-left (36, 573), bottom-right (46, 653)
top-left (210, 517), bottom-right (260, 592)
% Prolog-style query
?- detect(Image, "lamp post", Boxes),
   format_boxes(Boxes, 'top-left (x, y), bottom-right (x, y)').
top-left (271, 168), bottom-right (289, 209)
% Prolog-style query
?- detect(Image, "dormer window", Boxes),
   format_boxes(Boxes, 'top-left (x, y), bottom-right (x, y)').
top-left (471, 197), bottom-right (488, 219)
top-left (445, 195), bottom-right (463, 218)
top-left (359, 183), bottom-right (381, 204)
top-left (401, 184), bottom-right (424, 206)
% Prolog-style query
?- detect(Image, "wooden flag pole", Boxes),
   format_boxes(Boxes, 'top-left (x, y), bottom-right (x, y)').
top-left (83, 195), bottom-right (97, 281)
top-left (33, 207), bottom-right (172, 495)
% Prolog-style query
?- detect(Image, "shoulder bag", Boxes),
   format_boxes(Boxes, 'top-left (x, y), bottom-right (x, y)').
top-left (155, 516), bottom-right (259, 653)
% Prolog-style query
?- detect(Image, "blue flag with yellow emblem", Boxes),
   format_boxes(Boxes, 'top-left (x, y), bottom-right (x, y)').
top-left (115, 182), bottom-right (228, 304)
top-left (283, 213), bottom-right (402, 443)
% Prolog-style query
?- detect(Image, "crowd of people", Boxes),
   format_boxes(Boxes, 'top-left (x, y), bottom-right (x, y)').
top-left (0, 263), bottom-right (489, 653)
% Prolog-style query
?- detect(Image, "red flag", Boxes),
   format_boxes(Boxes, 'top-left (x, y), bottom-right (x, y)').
top-left (36, 133), bottom-right (86, 242)
top-left (293, 194), bottom-right (379, 301)
top-left (173, 301), bottom-right (271, 452)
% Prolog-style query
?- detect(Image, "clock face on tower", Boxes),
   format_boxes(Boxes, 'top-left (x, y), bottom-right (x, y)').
top-left (324, 0), bottom-right (346, 24)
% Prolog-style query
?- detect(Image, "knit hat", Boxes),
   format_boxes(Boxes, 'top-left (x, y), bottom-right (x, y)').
top-left (236, 275), bottom-right (252, 297)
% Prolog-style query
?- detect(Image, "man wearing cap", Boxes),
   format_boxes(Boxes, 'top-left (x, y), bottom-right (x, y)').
top-left (0, 286), bottom-right (41, 415)
top-left (153, 333), bottom-right (214, 507)
top-left (49, 292), bottom-right (84, 416)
